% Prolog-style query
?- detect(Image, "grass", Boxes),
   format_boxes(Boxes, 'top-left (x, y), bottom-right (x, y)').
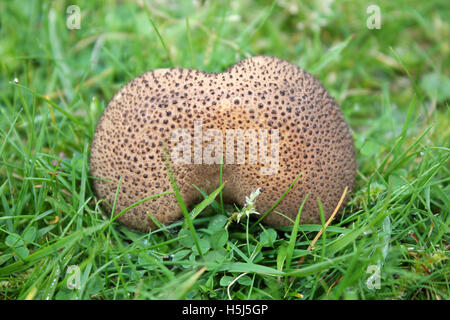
top-left (0, 0), bottom-right (449, 300)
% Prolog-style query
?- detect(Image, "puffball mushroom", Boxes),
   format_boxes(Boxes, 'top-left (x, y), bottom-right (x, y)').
top-left (90, 56), bottom-right (356, 232)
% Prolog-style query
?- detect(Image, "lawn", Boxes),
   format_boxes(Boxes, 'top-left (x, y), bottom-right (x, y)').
top-left (0, 0), bottom-right (448, 300)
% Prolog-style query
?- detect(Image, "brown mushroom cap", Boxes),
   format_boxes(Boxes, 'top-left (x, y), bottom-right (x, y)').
top-left (90, 56), bottom-right (356, 232)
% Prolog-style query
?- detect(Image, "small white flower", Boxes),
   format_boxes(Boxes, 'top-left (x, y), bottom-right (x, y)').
top-left (226, 188), bottom-right (261, 228)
